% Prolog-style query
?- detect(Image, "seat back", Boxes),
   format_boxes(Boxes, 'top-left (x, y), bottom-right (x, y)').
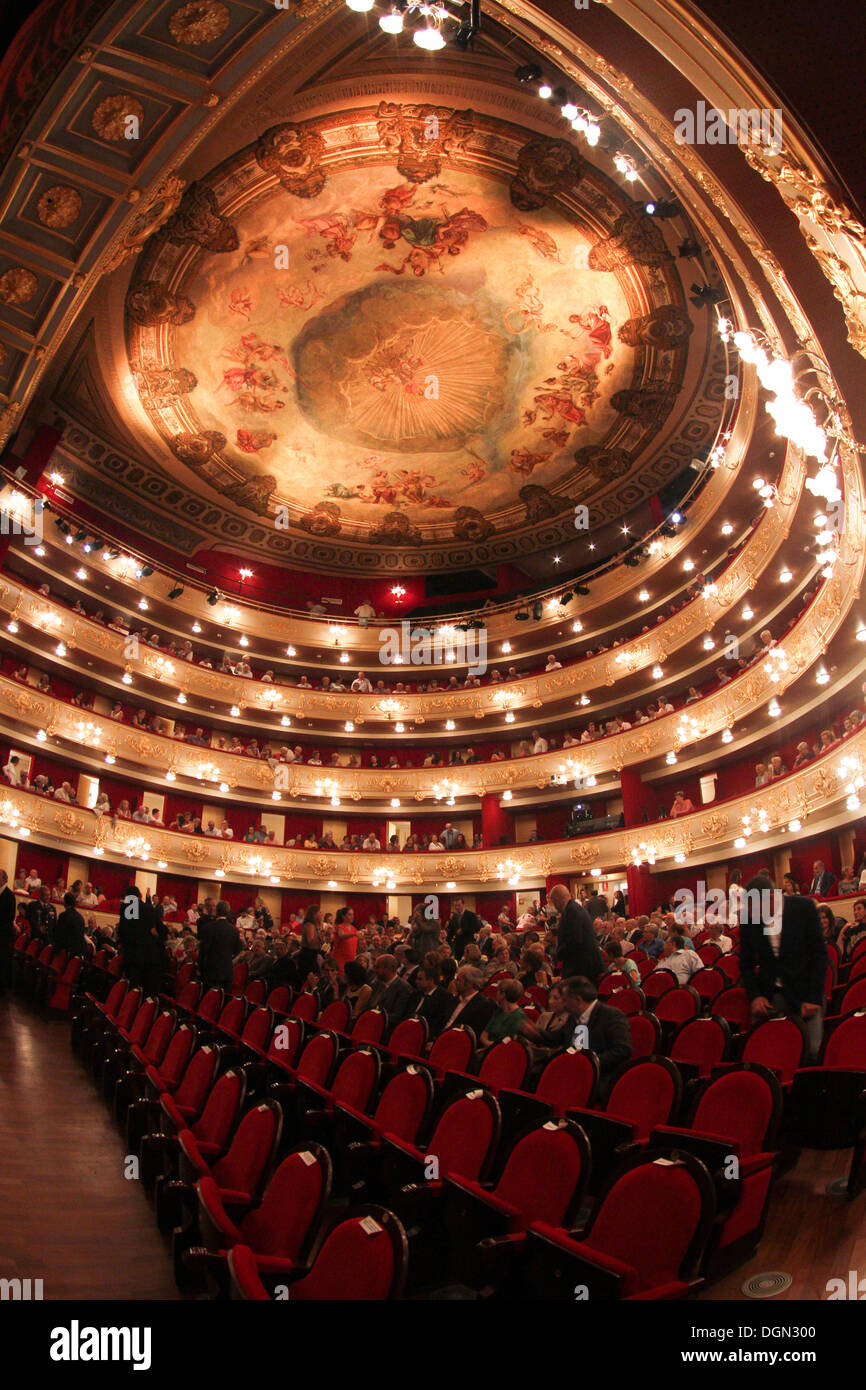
top-left (268, 1017), bottom-right (304, 1068)
top-left (742, 1017), bottom-right (805, 1085)
top-left (239, 1145), bottom-right (332, 1258)
top-left (654, 987), bottom-right (700, 1026)
top-left (477, 1039), bottom-right (530, 1091)
top-left (116, 988), bottom-right (142, 1032)
top-left (60, 956), bottom-right (82, 985)
top-left (291, 992), bottom-right (318, 1022)
top-left (823, 1011), bottom-right (866, 1067)
top-left (244, 980), bottom-right (267, 1005)
top-left (386, 1018), bottom-right (427, 1058)
top-left (839, 978), bottom-right (866, 1013)
top-left (266, 985), bottom-right (291, 1014)
top-left (606, 1059), bottom-right (681, 1141)
top-left (585, 1153), bottom-right (712, 1295)
top-left (193, 1068), bottom-right (245, 1148)
top-left (240, 1008), bottom-right (273, 1052)
top-left (37, 944), bottom-right (53, 965)
top-left (197, 988), bottom-right (223, 1023)
top-left (692, 1065), bottom-right (780, 1156)
top-left (142, 1011), bottom-right (175, 1066)
top-left (427, 1090), bottom-right (500, 1181)
top-left (212, 1100), bottom-right (282, 1196)
top-left (290, 1208), bottom-right (407, 1301)
top-left (712, 985), bottom-right (752, 1032)
top-left (296, 1032), bottom-right (338, 1089)
top-left (691, 968), bottom-right (726, 1006)
top-left (217, 997), bottom-right (246, 1035)
top-left (330, 1049), bottom-right (380, 1113)
top-left (158, 1026), bottom-right (195, 1088)
top-left (351, 1009), bottom-right (386, 1045)
top-left (373, 1067), bottom-right (433, 1142)
top-left (642, 970), bottom-right (677, 1004)
top-left (318, 1000), bottom-right (350, 1033)
top-left (427, 1026), bottom-right (474, 1073)
top-left (670, 1017), bottom-right (729, 1077)
top-left (716, 953), bottom-right (741, 984)
top-left (127, 997), bottom-right (159, 1046)
top-left (697, 943), bottom-right (721, 966)
top-left (174, 962), bottom-right (195, 993)
top-left (104, 979), bottom-right (128, 1019)
top-left (494, 1120), bottom-right (588, 1228)
top-left (604, 986), bottom-right (644, 1016)
top-left (176, 981), bottom-right (201, 1012)
top-left (174, 1046), bottom-right (219, 1115)
top-left (536, 1049), bottom-right (598, 1112)
top-left (627, 1012), bottom-right (661, 1059)
top-left (231, 960), bottom-right (248, 995)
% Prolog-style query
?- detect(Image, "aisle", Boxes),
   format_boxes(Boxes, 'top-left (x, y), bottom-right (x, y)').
top-left (0, 996), bottom-right (178, 1300)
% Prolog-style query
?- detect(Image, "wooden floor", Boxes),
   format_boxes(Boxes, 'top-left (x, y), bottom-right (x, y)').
top-left (0, 994), bottom-right (178, 1300)
top-left (0, 994), bottom-right (863, 1302)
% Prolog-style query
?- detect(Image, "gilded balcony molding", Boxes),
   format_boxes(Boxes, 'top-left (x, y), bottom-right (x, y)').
top-left (0, 724), bottom-right (862, 890)
top-left (0, 439), bottom-right (807, 730)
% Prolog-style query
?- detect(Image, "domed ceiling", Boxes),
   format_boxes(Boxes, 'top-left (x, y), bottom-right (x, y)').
top-left (119, 103), bottom-right (721, 572)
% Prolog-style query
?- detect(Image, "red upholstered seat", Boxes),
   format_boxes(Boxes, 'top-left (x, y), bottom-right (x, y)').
top-left (627, 1012), bottom-right (662, 1059)
top-left (291, 992), bottom-right (318, 1022)
top-left (143, 1025), bottom-right (196, 1095)
top-left (536, 1048), bottom-right (598, 1113)
top-left (178, 1099), bottom-right (282, 1204)
top-left (712, 985), bottom-right (752, 1033)
top-left (422, 1026), bottom-right (475, 1076)
top-left (266, 986), bottom-right (291, 1014)
top-left (228, 1207), bottom-right (408, 1301)
top-left (642, 970), bottom-right (678, 1006)
top-left (379, 1089), bottom-right (501, 1198)
top-left (669, 1017), bottom-right (730, 1078)
top-left (47, 955), bottom-right (81, 1011)
top-left (740, 1016), bottom-right (806, 1087)
top-left (197, 1144), bottom-right (332, 1263)
top-left (317, 1000), bottom-right (350, 1033)
top-left (350, 1009), bottom-right (387, 1045)
top-left (525, 1149), bottom-right (716, 1299)
top-left (604, 987), bottom-right (645, 1016)
top-left (160, 1059), bottom-right (242, 1141)
top-left (383, 1018), bottom-right (427, 1059)
top-left (690, 968), bottom-right (726, 1007)
top-left (654, 987), bottom-right (700, 1027)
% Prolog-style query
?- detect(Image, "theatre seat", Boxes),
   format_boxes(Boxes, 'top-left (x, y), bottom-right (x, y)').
top-left (669, 1016), bottom-right (730, 1081)
top-left (141, 1065), bottom-right (244, 1196)
top-left (524, 1148), bottom-right (717, 1299)
top-left (567, 1057), bottom-right (682, 1190)
top-left (650, 1063), bottom-right (782, 1275)
top-left (125, 1025), bottom-right (197, 1152)
top-left (163, 1098), bottom-right (283, 1252)
top-left (228, 1206), bottom-right (408, 1301)
top-left (47, 955), bottom-right (82, 1012)
top-left (445, 1119), bottom-right (591, 1292)
top-left (183, 1144), bottom-right (333, 1297)
top-left (495, 1048), bottom-right (600, 1147)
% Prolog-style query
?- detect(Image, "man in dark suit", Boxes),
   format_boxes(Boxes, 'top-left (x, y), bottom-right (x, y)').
top-left (585, 891), bottom-right (609, 923)
top-left (807, 860), bottom-right (836, 897)
top-left (198, 900), bottom-right (241, 991)
top-left (548, 884), bottom-right (603, 983)
top-left (529, 975), bottom-right (633, 1098)
top-left (739, 884), bottom-right (827, 1061)
top-left (116, 886), bottom-right (143, 985)
top-left (410, 964), bottom-right (452, 1039)
top-left (447, 897), bottom-right (482, 959)
top-left (369, 954), bottom-right (414, 1025)
top-left (0, 868), bottom-right (16, 994)
top-left (54, 891), bottom-right (87, 958)
top-left (25, 885), bottom-right (57, 943)
top-left (441, 966), bottom-right (495, 1037)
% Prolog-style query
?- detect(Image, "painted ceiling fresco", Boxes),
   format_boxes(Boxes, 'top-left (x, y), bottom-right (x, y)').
top-left (120, 107), bottom-right (705, 566)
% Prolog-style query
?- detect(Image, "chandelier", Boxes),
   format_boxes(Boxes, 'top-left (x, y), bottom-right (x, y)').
top-left (346, 1), bottom-right (480, 49)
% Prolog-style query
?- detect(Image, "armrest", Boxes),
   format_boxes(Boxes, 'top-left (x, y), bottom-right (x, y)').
top-left (525, 1224), bottom-right (632, 1300)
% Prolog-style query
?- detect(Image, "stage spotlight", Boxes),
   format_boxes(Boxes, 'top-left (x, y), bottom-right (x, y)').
top-left (559, 591), bottom-right (574, 605)
top-left (689, 283), bottom-right (725, 309)
top-left (515, 606), bottom-right (530, 621)
top-left (108, 547), bottom-right (121, 559)
top-left (168, 584), bottom-right (184, 600)
top-left (677, 238), bottom-right (702, 259)
top-left (651, 196), bottom-right (682, 219)
top-left (206, 589), bottom-right (220, 606)
top-left (54, 518), bottom-right (70, 534)
top-left (624, 554), bottom-right (640, 567)
top-left (576, 583), bottom-right (590, 597)
top-left (73, 528), bottom-right (87, 543)
top-left (515, 63), bottom-right (543, 83)
top-left (138, 564), bottom-right (154, 578)
top-left (660, 523), bottom-right (677, 538)
top-left (531, 599), bottom-right (543, 622)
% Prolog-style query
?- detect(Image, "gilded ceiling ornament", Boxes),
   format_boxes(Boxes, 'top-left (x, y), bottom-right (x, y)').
top-left (126, 281), bottom-right (196, 327)
top-left (0, 267), bottom-right (37, 305)
top-left (37, 185), bottom-right (81, 229)
top-left (91, 94), bottom-right (145, 141)
top-left (375, 102), bottom-right (474, 184)
top-left (254, 123), bottom-right (327, 198)
top-left (104, 174), bottom-right (186, 273)
top-left (618, 306), bottom-right (694, 351)
top-left (162, 181), bottom-right (238, 252)
top-left (509, 137), bottom-right (584, 212)
top-left (169, 2), bottom-right (230, 46)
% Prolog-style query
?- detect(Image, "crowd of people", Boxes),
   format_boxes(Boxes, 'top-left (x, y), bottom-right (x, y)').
top-left (10, 863), bottom-right (865, 1067)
